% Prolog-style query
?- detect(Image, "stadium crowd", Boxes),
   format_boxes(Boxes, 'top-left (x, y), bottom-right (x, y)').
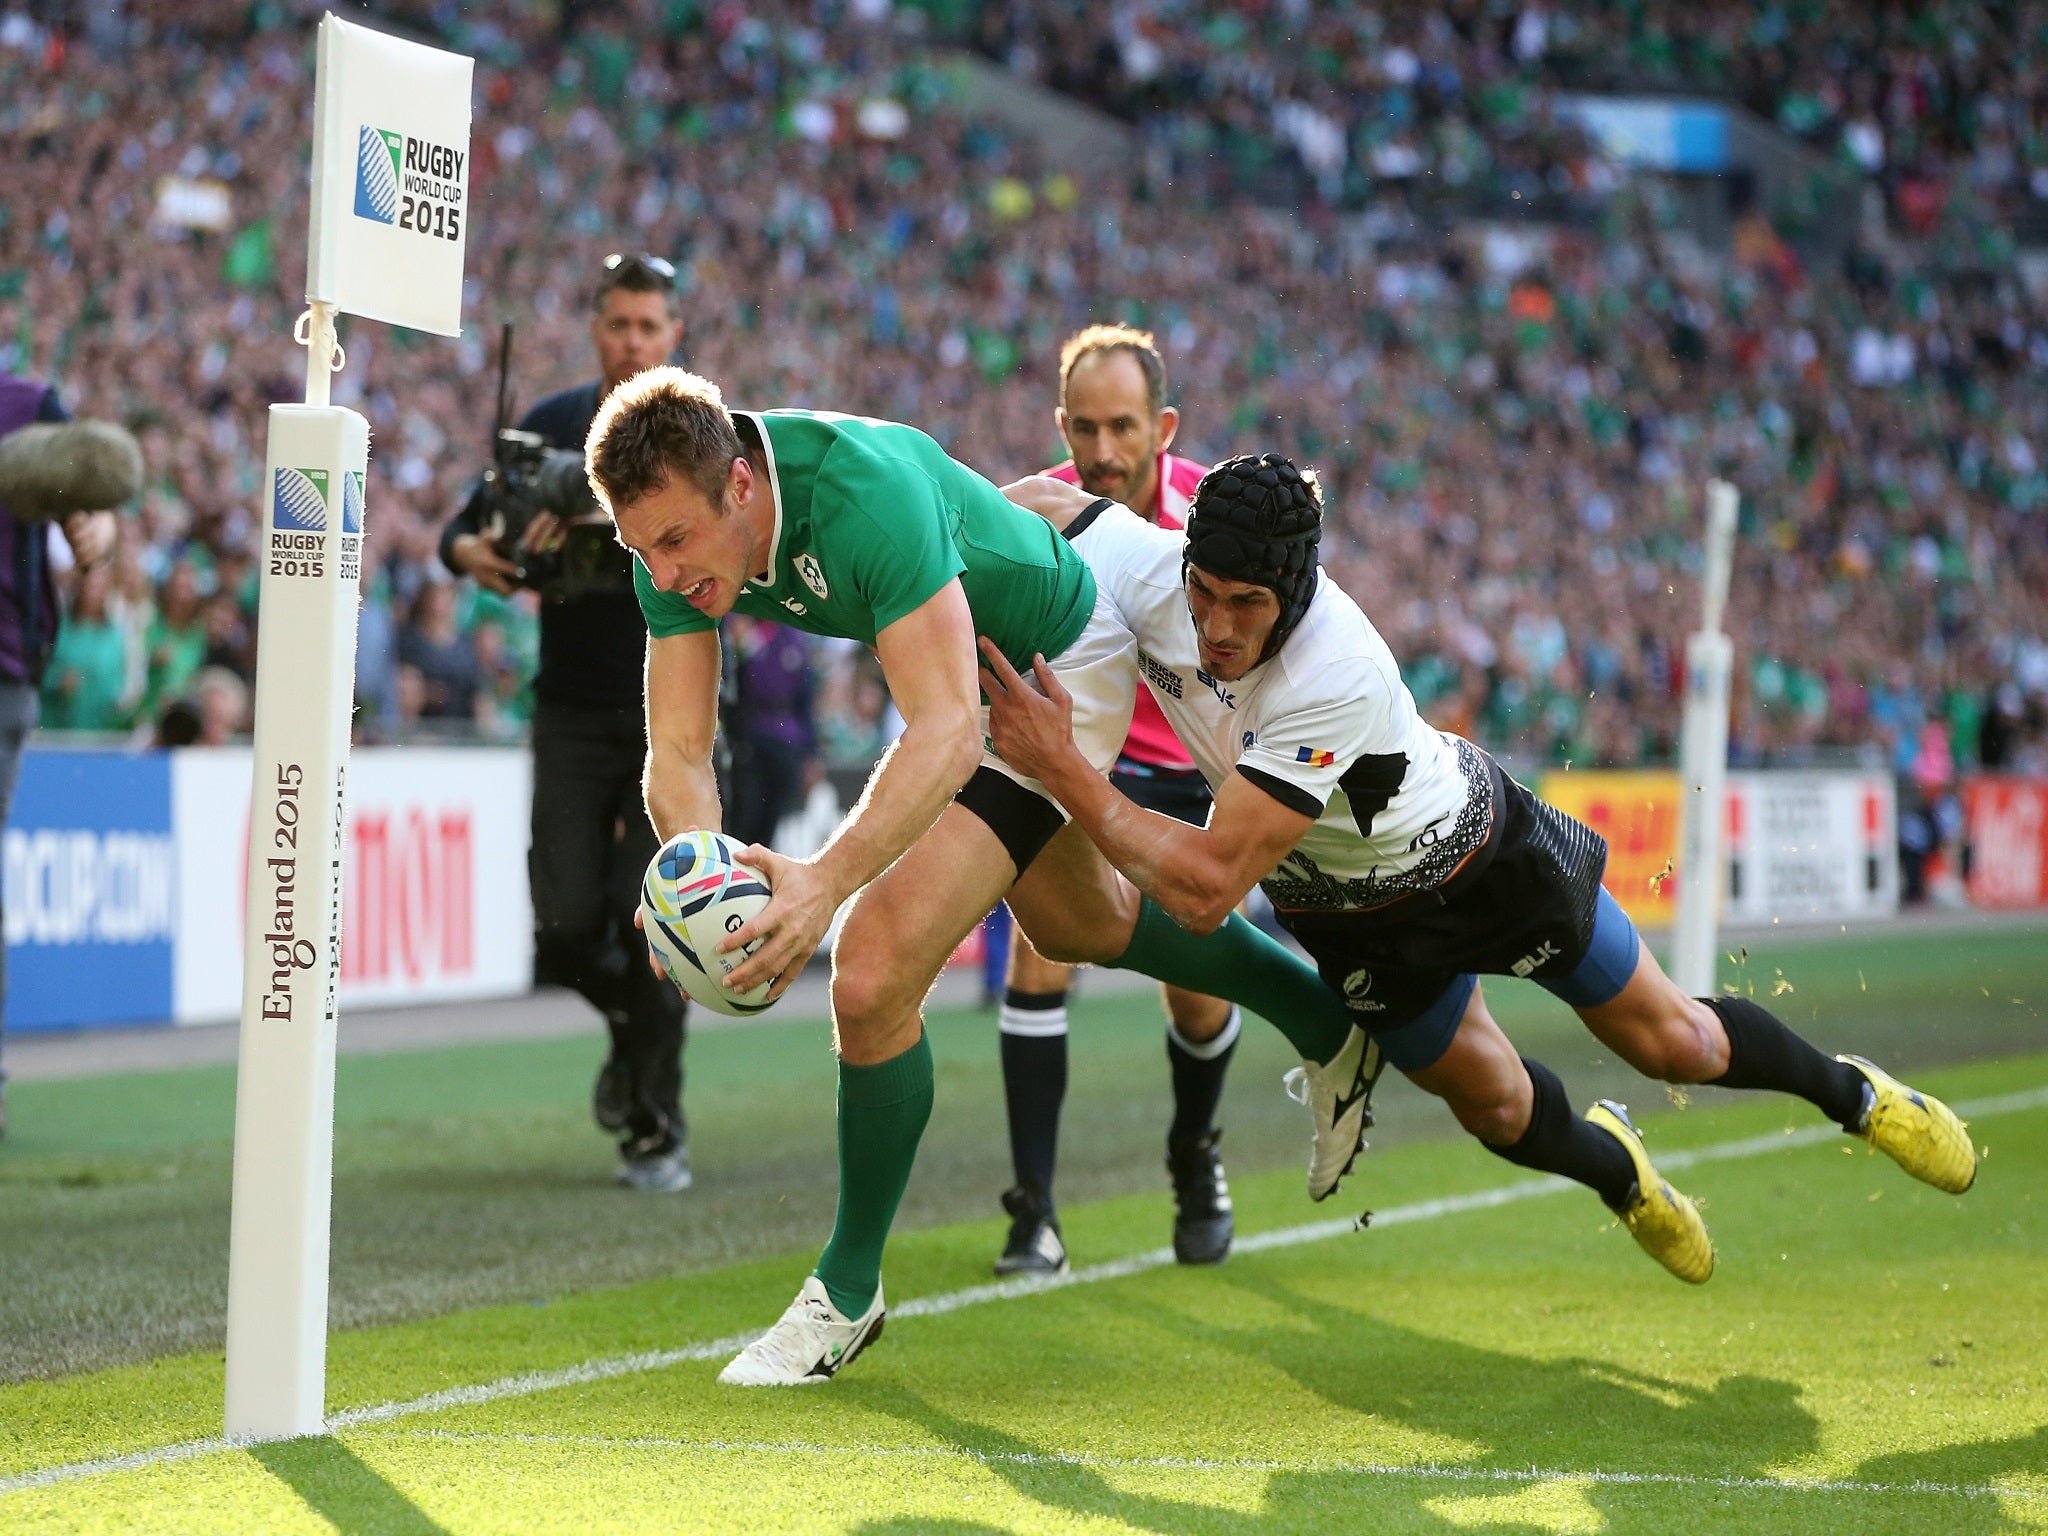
top-left (3, 0), bottom-right (2046, 803)
top-left (975, 1), bottom-right (2048, 239)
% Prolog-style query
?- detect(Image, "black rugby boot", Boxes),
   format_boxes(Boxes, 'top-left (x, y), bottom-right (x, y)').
top-left (994, 1182), bottom-right (1069, 1276)
top-left (591, 1053), bottom-right (632, 1134)
top-left (1167, 1129), bottom-right (1234, 1265)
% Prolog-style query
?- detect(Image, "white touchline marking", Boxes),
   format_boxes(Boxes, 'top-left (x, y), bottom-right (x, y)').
top-left (5, 1083), bottom-right (2044, 1499)
top-left (396, 1428), bottom-right (2048, 1504)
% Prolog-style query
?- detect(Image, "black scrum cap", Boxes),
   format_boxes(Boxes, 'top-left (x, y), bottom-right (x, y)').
top-left (1184, 452), bottom-right (1321, 664)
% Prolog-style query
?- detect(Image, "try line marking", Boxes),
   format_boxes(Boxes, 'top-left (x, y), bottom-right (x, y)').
top-left (6, 1082), bottom-right (2045, 1499)
top-left (399, 1428), bottom-right (2048, 1504)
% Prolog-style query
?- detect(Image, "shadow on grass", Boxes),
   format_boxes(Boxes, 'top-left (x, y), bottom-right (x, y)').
top-left (249, 1437), bottom-right (451, 1536)
top-left (1854, 1423), bottom-right (2048, 1533)
top-left (849, 1380), bottom-right (1571, 1535)
top-left (844, 1269), bottom-right (1835, 1535)
top-left (1153, 1266), bottom-right (1822, 1474)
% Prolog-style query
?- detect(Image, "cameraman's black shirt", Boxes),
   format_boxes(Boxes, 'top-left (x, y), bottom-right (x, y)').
top-left (440, 382), bottom-right (648, 711)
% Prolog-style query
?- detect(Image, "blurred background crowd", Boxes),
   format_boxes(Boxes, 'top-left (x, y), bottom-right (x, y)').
top-left (4, 0), bottom-right (2047, 818)
top-left (975, 0), bottom-right (2048, 236)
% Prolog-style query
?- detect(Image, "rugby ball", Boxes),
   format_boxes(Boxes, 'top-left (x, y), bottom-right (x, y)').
top-left (640, 830), bottom-right (776, 1016)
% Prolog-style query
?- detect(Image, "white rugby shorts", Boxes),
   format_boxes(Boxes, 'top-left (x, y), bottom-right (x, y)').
top-left (977, 523), bottom-right (1137, 808)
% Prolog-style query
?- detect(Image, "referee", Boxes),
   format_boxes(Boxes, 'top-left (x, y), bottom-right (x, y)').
top-left (440, 254), bottom-right (691, 1191)
top-left (995, 325), bottom-right (1239, 1274)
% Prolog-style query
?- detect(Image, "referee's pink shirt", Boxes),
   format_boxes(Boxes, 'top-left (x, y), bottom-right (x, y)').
top-left (1043, 452), bottom-right (1209, 773)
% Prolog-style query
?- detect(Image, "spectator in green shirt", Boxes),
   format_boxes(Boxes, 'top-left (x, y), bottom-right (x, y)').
top-left (138, 560), bottom-right (207, 726)
top-left (42, 565), bottom-right (131, 732)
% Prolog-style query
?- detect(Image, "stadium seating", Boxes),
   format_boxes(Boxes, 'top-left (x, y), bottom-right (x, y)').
top-left (0, 0), bottom-right (2042, 784)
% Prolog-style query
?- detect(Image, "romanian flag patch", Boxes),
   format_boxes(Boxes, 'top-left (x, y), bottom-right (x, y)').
top-left (1295, 747), bottom-right (1336, 767)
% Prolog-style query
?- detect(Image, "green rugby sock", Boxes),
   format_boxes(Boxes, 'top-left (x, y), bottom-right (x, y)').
top-left (815, 1030), bottom-right (934, 1318)
top-left (1114, 898), bottom-right (1351, 1065)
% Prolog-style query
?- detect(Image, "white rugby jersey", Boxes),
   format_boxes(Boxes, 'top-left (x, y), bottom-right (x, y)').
top-left (1079, 504), bottom-right (1492, 910)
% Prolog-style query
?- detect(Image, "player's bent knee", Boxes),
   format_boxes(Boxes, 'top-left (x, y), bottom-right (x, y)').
top-left (1604, 1008), bottom-right (1712, 1082)
top-left (830, 951), bottom-right (921, 1040)
top-left (1451, 1093), bottom-right (1528, 1146)
top-left (1653, 1000), bottom-right (1728, 1082)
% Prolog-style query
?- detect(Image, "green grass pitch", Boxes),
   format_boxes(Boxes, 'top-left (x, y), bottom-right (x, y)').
top-left (2, 925), bottom-right (2045, 1533)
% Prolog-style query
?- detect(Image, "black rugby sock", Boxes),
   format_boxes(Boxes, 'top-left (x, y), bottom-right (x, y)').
top-left (1702, 994), bottom-right (1868, 1130)
top-left (1166, 1007), bottom-right (1239, 1144)
top-left (999, 989), bottom-right (1068, 1198)
top-left (1484, 1057), bottom-right (1637, 1212)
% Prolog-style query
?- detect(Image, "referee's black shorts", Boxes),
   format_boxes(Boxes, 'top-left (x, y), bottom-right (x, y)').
top-left (1109, 757), bottom-right (1212, 827)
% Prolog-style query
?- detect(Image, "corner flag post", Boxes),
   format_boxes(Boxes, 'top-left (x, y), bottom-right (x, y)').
top-left (1671, 480), bottom-right (1739, 999)
top-left (223, 15), bottom-right (472, 1441)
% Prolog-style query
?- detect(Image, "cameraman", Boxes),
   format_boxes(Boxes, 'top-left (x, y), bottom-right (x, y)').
top-left (439, 254), bottom-right (691, 1192)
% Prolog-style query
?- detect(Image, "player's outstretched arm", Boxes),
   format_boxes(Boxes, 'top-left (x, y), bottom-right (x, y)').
top-left (1000, 475), bottom-right (1096, 530)
top-left (979, 639), bottom-right (1309, 933)
top-left (719, 578), bottom-right (983, 996)
top-left (643, 628), bottom-right (723, 839)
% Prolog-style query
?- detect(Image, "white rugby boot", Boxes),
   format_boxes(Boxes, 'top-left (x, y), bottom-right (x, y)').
top-left (1283, 1025), bottom-right (1384, 1201)
top-left (717, 1276), bottom-right (886, 1386)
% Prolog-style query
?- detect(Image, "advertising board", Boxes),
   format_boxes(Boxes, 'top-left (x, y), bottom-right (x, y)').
top-left (172, 746), bottom-right (531, 1022)
top-left (3, 750), bottom-right (175, 1031)
top-left (1535, 768), bottom-right (1897, 928)
top-left (1963, 777), bottom-right (2048, 910)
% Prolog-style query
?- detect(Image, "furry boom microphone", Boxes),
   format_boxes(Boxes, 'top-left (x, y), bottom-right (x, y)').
top-left (0, 420), bottom-right (144, 519)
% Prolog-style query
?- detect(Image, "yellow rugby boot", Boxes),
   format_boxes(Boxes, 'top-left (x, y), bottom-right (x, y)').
top-left (1838, 1056), bottom-right (1977, 1194)
top-left (1585, 1100), bottom-right (1714, 1285)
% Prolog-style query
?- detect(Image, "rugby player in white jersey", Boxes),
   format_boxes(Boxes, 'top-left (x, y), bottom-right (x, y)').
top-left (586, 380), bottom-right (1376, 1385)
top-left (995, 324), bottom-right (1239, 1277)
top-left (985, 457), bottom-right (1977, 1284)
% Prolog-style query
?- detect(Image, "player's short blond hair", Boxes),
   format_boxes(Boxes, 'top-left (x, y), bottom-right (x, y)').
top-left (585, 365), bottom-right (743, 514)
top-left (1058, 324), bottom-right (1167, 416)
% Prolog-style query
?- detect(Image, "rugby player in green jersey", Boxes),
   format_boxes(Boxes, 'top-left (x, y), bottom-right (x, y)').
top-left (584, 368), bottom-right (1382, 1385)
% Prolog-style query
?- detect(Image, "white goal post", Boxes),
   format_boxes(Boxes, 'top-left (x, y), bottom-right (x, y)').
top-left (1670, 480), bottom-right (1740, 999)
top-left (222, 15), bottom-right (472, 1440)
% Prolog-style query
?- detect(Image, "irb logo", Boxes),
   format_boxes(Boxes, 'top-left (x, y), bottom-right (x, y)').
top-left (273, 467), bottom-right (328, 532)
top-left (353, 125), bottom-right (403, 224)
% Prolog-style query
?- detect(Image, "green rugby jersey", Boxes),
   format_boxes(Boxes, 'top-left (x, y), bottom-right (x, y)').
top-left (633, 410), bottom-right (1096, 667)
